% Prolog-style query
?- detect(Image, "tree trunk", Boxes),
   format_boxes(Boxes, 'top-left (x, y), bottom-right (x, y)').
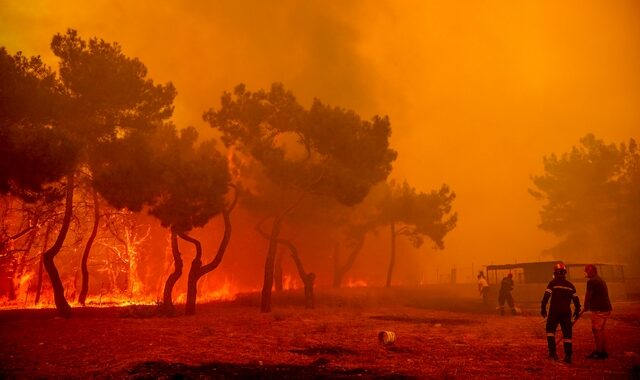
top-left (79, 189), bottom-right (100, 306)
top-left (35, 224), bottom-right (53, 305)
top-left (256, 220), bottom-right (314, 309)
top-left (274, 250), bottom-right (283, 292)
top-left (303, 274), bottom-right (315, 309)
top-left (163, 229), bottom-right (183, 313)
top-left (42, 173), bottom-right (75, 318)
top-left (333, 234), bottom-right (366, 288)
top-left (261, 217), bottom-right (283, 313)
top-left (184, 195), bottom-right (235, 316)
top-left (183, 233), bottom-right (202, 316)
top-left (385, 222), bottom-right (396, 288)
top-left (257, 191), bottom-right (305, 313)
top-left (280, 239), bottom-right (315, 309)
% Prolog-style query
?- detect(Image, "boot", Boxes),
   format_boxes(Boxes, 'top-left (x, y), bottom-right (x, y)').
top-left (500, 306), bottom-right (505, 316)
top-left (563, 342), bottom-right (572, 364)
top-left (547, 336), bottom-right (558, 360)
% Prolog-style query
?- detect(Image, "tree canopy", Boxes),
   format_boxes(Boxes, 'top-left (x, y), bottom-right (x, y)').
top-left (205, 83), bottom-right (397, 311)
top-left (377, 180), bottom-right (457, 250)
top-left (92, 124), bottom-right (230, 233)
top-left (0, 47), bottom-right (76, 198)
top-left (530, 134), bottom-right (640, 270)
top-left (204, 83), bottom-right (397, 207)
top-left (1, 29), bottom-right (177, 317)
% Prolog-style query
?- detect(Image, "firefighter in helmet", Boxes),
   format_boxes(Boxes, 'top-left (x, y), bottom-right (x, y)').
top-left (540, 262), bottom-right (581, 363)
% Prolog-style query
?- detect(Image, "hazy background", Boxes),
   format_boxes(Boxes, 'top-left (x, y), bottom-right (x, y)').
top-left (1, 0), bottom-right (638, 284)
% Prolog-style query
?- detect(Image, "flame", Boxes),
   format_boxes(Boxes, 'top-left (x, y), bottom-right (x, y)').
top-left (1, 279), bottom-right (241, 309)
top-left (9, 271), bottom-right (34, 306)
top-left (175, 278), bottom-right (239, 303)
top-left (345, 278), bottom-right (368, 288)
top-left (98, 217), bottom-right (150, 300)
top-left (79, 294), bottom-right (157, 307)
top-left (282, 274), bottom-right (300, 290)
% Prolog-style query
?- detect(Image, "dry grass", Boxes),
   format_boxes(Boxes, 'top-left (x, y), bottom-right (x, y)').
top-left (0, 287), bottom-right (638, 379)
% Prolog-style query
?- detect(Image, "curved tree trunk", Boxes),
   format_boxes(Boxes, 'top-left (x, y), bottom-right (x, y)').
top-left (79, 189), bottom-right (100, 306)
top-left (184, 233), bottom-right (202, 316)
top-left (42, 173), bottom-right (75, 318)
top-left (184, 190), bottom-right (236, 316)
top-left (333, 234), bottom-right (366, 288)
top-left (274, 250), bottom-right (283, 292)
top-left (280, 239), bottom-right (315, 309)
top-left (261, 217), bottom-right (283, 313)
top-left (259, 192), bottom-right (305, 313)
top-left (163, 229), bottom-right (183, 314)
top-left (385, 222), bottom-right (396, 288)
top-left (256, 219), bottom-right (314, 308)
top-left (35, 224), bottom-right (53, 305)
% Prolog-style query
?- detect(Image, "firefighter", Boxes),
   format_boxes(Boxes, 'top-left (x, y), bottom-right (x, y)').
top-left (540, 262), bottom-right (581, 363)
top-left (498, 273), bottom-right (516, 315)
top-left (583, 264), bottom-right (612, 359)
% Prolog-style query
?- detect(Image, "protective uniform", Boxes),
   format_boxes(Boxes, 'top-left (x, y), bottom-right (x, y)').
top-left (498, 273), bottom-right (516, 315)
top-left (540, 263), bottom-right (581, 363)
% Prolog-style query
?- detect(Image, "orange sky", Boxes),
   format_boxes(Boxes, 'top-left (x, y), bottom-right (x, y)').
top-left (1, 0), bottom-right (638, 282)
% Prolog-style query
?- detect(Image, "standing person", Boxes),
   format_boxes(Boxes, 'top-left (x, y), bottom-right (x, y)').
top-left (583, 264), bottom-right (612, 360)
top-left (498, 273), bottom-right (516, 315)
top-left (541, 263), bottom-right (581, 363)
top-left (477, 271), bottom-right (490, 306)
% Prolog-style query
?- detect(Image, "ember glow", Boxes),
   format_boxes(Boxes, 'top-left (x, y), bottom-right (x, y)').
top-left (0, 0), bottom-right (638, 312)
top-left (0, 2), bottom-right (639, 379)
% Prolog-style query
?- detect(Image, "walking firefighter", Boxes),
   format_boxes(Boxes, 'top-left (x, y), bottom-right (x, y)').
top-left (540, 262), bottom-right (581, 363)
top-left (498, 273), bottom-right (516, 315)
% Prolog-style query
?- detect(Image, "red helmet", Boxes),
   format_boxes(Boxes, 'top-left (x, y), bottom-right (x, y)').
top-left (554, 262), bottom-right (567, 275)
top-left (585, 264), bottom-right (597, 277)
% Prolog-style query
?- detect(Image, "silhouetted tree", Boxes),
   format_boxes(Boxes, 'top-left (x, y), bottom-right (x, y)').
top-left (1, 47), bottom-right (75, 314)
top-left (0, 48), bottom-right (75, 198)
top-left (530, 134), bottom-right (640, 272)
top-left (376, 180), bottom-right (457, 287)
top-left (78, 188), bottom-right (99, 306)
top-left (205, 83), bottom-right (397, 312)
top-left (1, 30), bottom-right (176, 317)
top-left (93, 125), bottom-right (231, 314)
top-left (332, 223), bottom-right (368, 288)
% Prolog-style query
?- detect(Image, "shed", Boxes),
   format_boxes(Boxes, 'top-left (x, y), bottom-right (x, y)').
top-left (484, 261), bottom-right (626, 303)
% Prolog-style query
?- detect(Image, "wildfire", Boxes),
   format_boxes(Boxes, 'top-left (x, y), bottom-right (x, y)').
top-left (1, 279), bottom-right (242, 309)
top-left (345, 279), bottom-right (368, 288)
top-left (175, 278), bottom-right (239, 303)
top-left (282, 274), bottom-right (300, 290)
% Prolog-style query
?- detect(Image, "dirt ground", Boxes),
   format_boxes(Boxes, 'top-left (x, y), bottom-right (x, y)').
top-left (0, 288), bottom-right (639, 379)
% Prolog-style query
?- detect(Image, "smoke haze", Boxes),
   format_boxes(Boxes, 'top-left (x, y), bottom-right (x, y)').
top-left (1, 0), bottom-right (638, 284)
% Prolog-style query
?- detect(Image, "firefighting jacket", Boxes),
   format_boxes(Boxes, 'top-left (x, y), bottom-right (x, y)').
top-left (541, 276), bottom-right (581, 316)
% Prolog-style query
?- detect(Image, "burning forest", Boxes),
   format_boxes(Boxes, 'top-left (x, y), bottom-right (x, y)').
top-left (1, 1), bottom-right (639, 378)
